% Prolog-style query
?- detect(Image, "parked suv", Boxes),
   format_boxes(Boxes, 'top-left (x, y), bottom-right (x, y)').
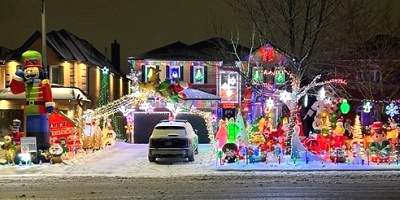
top-left (148, 119), bottom-right (199, 162)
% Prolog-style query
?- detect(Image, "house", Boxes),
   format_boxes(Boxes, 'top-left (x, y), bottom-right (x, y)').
top-left (128, 37), bottom-right (250, 119)
top-left (0, 29), bottom-right (130, 135)
top-left (324, 34), bottom-right (400, 124)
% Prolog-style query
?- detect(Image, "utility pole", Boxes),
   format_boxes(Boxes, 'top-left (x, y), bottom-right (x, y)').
top-left (41, 0), bottom-right (47, 72)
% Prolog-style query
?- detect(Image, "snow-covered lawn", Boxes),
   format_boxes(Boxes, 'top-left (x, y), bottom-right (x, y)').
top-left (0, 142), bottom-right (399, 178)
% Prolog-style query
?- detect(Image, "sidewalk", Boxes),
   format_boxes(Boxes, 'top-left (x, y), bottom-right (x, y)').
top-left (214, 155), bottom-right (400, 171)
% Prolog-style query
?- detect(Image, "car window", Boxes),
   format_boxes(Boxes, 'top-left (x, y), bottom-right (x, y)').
top-left (155, 126), bottom-right (185, 130)
top-left (152, 125), bottom-right (187, 136)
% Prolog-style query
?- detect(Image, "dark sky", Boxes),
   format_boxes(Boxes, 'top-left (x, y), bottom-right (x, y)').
top-left (0, 0), bottom-right (242, 73)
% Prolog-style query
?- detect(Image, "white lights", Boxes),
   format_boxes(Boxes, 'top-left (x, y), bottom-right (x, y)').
top-left (279, 90), bottom-right (291, 103)
top-left (266, 97), bottom-right (274, 109)
top-left (363, 101), bottom-right (372, 113)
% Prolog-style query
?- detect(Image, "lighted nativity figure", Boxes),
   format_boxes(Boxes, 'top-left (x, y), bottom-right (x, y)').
top-left (102, 118), bottom-right (116, 148)
top-left (386, 118), bottom-right (398, 144)
top-left (92, 118), bottom-right (103, 150)
top-left (82, 109), bottom-right (95, 150)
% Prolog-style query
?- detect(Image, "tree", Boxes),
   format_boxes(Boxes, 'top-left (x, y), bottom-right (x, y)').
top-left (310, 0), bottom-right (400, 101)
top-left (220, 0), bottom-right (400, 156)
top-left (97, 67), bottom-right (122, 139)
top-left (351, 115), bottom-right (364, 153)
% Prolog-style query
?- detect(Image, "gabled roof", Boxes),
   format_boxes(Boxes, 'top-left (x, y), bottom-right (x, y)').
top-left (134, 41), bottom-right (216, 61)
top-left (131, 37), bottom-right (250, 63)
top-left (182, 88), bottom-right (220, 100)
top-left (5, 29), bottom-right (121, 76)
top-left (0, 46), bottom-right (12, 59)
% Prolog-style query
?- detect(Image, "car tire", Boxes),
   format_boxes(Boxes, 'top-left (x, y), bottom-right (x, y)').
top-left (148, 156), bottom-right (156, 162)
top-left (188, 153), bottom-right (195, 162)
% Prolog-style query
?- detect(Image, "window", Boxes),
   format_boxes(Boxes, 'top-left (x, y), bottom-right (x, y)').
top-left (141, 65), bottom-right (158, 82)
top-left (49, 65), bottom-right (64, 85)
top-left (252, 67), bottom-right (263, 82)
top-left (370, 70), bottom-right (381, 83)
top-left (190, 66), bottom-right (207, 84)
top-left (166, 65), bottom-right (183, 83)
top-left (219, 70), bottom-right (239, 103)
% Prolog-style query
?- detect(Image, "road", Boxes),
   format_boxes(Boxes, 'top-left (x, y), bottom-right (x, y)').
top-left (0, 173), bottom-right (399, 199)
top-left (1, 142), bottom-right (400, 199)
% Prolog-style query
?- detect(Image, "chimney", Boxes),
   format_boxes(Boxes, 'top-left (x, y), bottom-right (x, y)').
top-left (111, 39), bottom-right (120, 72)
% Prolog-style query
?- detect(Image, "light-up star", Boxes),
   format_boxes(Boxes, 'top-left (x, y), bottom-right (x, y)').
top-left (211, 114), bottom-right (217, 122)
top-left (102, 66), bottom-right (109, 75)
top-left (266, 97), bottom-right (274, 109)
top-left (279, 90), bottom-right (291, 103)
top-left (363, 101), bottom-right (373, 113)
top-left (126, 115), bottom-right (134, 123)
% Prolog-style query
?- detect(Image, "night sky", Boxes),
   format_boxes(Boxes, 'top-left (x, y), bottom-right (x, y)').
top-left (1, 1), bottom-right (400, 74)
top-left (0, 0), bottom-right (243, 73)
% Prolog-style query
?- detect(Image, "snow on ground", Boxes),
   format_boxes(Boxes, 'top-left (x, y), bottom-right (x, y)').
top-left (0, 142), bottom-right (399, 178)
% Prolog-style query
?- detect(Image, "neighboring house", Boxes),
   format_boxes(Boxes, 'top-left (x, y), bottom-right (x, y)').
top-left (321, 34), bottom-right (400, 123)
top-left (128, 37), bottom-right (249, 119)
top-left (0, 29), bottom-right (130, 135)
top-left (328, 34), bottom-right (400, 102)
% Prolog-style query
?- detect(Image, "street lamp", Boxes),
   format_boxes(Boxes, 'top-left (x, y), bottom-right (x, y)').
top-left (41, 0), bottom-right (47, 71)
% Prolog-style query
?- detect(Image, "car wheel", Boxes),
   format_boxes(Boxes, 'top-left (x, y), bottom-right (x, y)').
top-left (188, 153), bottom-right (195, 162)
top-left (148, 156), bottom-right (156, 162)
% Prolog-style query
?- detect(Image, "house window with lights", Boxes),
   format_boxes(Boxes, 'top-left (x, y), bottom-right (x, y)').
top-left (190, 66), bottom-right (207, 84)
top-left (218, 70), bottom-right (239, 103)
top-left (166, 65), bottom-right (183, 83)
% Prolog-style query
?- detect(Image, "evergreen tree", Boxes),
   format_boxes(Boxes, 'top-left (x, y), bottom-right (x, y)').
top-left (98, 67), bottom-right (122, 139)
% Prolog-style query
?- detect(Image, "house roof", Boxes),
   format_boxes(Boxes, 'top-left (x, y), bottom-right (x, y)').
top-left (0, 46), bottom-right (12, 59)
top-left (131, 37), bottom-right (250, 63)
top-left (5, 29), bottom-right (121, 76)
top-left (182, 88), bottom-right (220, 100)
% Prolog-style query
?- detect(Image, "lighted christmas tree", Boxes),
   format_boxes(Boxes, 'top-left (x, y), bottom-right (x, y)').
top-left (195, 68), bottom-right (203, 82)
top-left (98, 67), bottom-right (122, 139)
top-left (351, 115), bottom-right (364, 152)
top-left (235, 109), bottom-right (248, 146)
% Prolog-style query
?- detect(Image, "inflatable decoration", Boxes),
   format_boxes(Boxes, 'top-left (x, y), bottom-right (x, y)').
top-left (10, 119), bottom-right (23, 146)
top-left (221, 143), bottom-right (238, 163)
top-left (215, 120), bottom-right (228, 148)
top-left (82, 109), bottom-right (95, 150)
top-left (1, 135), bottom-right (16, 164)
top-left (49, 143), bottom-right (63, 164)
top-left (10, 50), bottom-right (55, 150)
top-left (226, 117), bottom-right (239, 143)
top-left (369, 122), bottom-right (391, 162)
top-left (102, 118), bottom-right (116, 148)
